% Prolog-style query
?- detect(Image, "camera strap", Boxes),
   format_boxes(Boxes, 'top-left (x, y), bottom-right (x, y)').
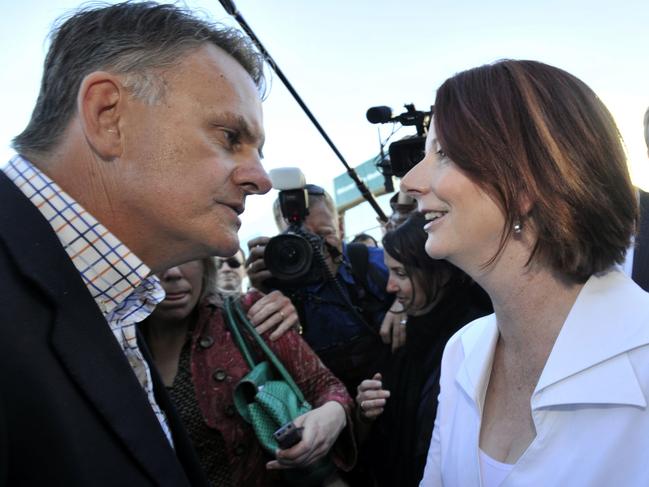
top-left (297, 229), bottom-right (380, 338)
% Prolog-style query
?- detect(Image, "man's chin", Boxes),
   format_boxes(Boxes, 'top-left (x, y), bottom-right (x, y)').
top-left (209, 233), bottom-right (240, 258)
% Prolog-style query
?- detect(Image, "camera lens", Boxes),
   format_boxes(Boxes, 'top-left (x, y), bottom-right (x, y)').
top-left (265, 233), bottom-right (313, 282)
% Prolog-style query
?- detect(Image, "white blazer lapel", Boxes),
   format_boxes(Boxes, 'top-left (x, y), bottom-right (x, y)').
top-left (535, 269), bottom-right (649, 408)
top-left (456, 314), bottom-right (499, 407)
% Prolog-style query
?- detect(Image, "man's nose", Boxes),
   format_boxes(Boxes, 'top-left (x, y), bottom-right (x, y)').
top-left (240, 158), bottom-right (272, 196)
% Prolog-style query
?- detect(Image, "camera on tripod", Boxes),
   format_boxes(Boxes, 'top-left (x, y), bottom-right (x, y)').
top-left (264, 168), bottom-right (330, 287)
top-left (366, 103), bottom-right (433, 178)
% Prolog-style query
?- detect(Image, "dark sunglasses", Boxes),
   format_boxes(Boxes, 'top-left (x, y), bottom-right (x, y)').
top-left (216, 257), bottom-right (242, 269)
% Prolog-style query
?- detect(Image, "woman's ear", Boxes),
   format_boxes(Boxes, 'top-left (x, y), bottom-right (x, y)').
top-left (77, 71), bottom-right (124, 160)
top-left (517, 190), bottom-right (534, 216)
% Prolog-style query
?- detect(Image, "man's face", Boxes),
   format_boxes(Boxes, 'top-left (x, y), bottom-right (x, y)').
top-left (216, 249), bottom-right (246, 293)
top-left (304, 199), bottom-right (342, 271)
top-left (117, 44), bottom-right (271, 270)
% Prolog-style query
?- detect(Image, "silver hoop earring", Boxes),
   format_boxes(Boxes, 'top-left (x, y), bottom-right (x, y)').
top-left (513, 221), bottom-right (522, 234)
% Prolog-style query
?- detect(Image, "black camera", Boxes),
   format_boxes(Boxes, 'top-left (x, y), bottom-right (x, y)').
top-left (264, 169), bottom-right (330, 287)
top-left (366, 104), bottom-right (433, 178)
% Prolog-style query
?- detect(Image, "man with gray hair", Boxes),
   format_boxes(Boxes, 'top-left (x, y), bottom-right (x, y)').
top-left (0, 3), bottom-right (270, 486)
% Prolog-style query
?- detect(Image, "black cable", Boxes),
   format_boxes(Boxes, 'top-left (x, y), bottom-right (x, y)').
top-left (218, 0), bottom-right (388, 222)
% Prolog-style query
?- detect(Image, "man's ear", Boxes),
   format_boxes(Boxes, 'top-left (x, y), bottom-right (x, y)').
top-left (77, 71), bottom-right (124, 160)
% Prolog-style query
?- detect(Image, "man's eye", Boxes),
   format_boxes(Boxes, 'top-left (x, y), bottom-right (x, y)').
top-left (221, 129), bottom-right (241, 149)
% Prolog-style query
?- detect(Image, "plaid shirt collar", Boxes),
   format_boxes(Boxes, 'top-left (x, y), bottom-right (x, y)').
top-left (3, 155), bottom-right (164, 317)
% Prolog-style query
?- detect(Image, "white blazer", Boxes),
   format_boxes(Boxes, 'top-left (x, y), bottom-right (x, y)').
top-left (420, 269), bottom-right (649, 486)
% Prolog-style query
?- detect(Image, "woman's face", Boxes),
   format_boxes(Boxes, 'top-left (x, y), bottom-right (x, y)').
top-left (400, 122), bottom-right (506, 273)
top-left (384, 251), bottom-right (428, 315)
top-left (152, 260), bottom-right (205, 321)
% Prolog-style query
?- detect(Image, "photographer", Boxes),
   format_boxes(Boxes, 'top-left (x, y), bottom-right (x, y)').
top-left (247, 184), bottom-right (392, 395)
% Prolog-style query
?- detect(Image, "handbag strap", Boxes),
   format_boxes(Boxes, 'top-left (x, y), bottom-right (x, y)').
top-left (223, 297), bottom-right (257, 369)
top-left (224, 297), bottom-right (307, 404)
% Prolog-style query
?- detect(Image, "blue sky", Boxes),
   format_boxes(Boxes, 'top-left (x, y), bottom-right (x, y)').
top-left (2, 0), bottom-right (648, 243)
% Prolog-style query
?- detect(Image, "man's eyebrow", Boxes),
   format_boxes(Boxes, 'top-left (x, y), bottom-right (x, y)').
top-left (212, 112), bottom-right (265, 155)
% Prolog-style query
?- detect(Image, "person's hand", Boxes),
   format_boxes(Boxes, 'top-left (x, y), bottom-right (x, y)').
top-left (248, 290), bottom-right (300, 341)
top-left (356, 373), bottom-right (390, 421)
top-left (266, 401), bottom-right (346, 470)
top-left (246, 236), bottom-right (272, 293)
top-left (379, 299), bottom-right (407, 353)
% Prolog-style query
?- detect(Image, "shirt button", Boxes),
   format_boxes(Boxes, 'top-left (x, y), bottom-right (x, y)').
top-left (212, 369), bottom-right (227, 382)
top-left (199, 336), bottom-right (214, 348)
top-left (225, 404), bottom-right (236, 417)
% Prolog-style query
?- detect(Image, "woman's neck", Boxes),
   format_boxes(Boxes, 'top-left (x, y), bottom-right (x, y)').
top-left (470, 243), bottom-right (584, 361)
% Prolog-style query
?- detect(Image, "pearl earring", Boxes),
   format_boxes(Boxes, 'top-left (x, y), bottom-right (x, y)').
top-left (513, 221), bottom-right (522, 234)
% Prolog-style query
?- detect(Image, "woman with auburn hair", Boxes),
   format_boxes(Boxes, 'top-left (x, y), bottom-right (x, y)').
top-left (402, 59), bottom-right (649, 486)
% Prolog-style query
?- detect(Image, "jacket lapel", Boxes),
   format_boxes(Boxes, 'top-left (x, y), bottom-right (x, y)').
top-left (632, 189), bottom-right (649, 292)
top-left (0, 172), bottom-right (193, 486)
top-left (534, 269), bottom-right (649, 408)
top-left (456, 314), bottom-right (499, 407)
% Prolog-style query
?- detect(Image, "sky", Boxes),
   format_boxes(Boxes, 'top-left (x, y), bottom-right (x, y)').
top-left (2, 0), bottom-right (649, 245)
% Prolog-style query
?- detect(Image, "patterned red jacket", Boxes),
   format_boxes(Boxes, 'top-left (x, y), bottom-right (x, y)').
top-left (190, 291), bottom-right (356, 486)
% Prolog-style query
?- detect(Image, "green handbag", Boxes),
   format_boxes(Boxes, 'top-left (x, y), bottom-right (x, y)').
top-left (223, 297), bottom-right (336, 485)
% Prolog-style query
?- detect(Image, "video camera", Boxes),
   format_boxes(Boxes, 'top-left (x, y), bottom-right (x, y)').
top-left (264, 168), bottom-right (331, 287)
top-left (366, 103), bottom-right (433, 178)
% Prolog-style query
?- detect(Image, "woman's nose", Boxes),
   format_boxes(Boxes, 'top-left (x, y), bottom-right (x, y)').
top-left (159, 266), bottom-right (183, 280)
top-left (400, 153), bottom-right (432, 198)
top-left (386, 277), bottom-right (399, 294)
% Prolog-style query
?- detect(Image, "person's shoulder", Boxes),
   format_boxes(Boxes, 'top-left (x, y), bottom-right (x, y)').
top-left (435, 314), bottom-right (497, 392)
top-left (366, 244), bottom-right (384, 258)
top-left (589, 268), bottom-right (649, 310)
top-left (365, 245), bottom-right (387, 269)
top-left (444, 313), bottom-right (497, 358)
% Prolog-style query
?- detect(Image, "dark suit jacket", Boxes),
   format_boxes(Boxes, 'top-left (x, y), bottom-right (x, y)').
top-left (0, 172), bottom-right (208, 486)
top-left (633, 189), bottom-right (649, 292)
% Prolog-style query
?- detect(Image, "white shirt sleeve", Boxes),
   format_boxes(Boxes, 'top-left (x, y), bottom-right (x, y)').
top-left (419, 415), bottom-right (443, 486)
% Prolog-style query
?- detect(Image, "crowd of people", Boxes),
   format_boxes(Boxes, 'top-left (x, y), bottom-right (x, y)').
top-left (1, 2), bottom-right (649, 487)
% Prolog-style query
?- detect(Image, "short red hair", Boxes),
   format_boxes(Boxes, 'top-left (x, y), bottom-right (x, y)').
top-left (435, 60), bottom-right (637, 282)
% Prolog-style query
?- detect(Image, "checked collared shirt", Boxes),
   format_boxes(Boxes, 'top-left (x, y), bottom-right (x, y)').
top-left (3, 155), bottom-right (173, 446)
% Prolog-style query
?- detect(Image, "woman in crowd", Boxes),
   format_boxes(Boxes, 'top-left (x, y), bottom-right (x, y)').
top-left (139, 252), bottom-right (355, 487)
top-left (355, 212), bottom-right (491, 486)
top-left (402, 59), bottom-right (649, 485)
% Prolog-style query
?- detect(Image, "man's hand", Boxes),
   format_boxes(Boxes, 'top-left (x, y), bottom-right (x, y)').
top-left (246, 236), bottom-right (272, 293)
top-left (248, 290), bottom-right (300, 341)
top-left (266, 401), bottom-right (346, 470)
top-left (355, 373), bottom-right (390, 421)
top-left (379, 299), bottom-right (407, 353)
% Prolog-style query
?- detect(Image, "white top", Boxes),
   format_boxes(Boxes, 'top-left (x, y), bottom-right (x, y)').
top-left (479, 449), bottom-right (513, 487)
top-left (419, 269), bottom-right (649, 487)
